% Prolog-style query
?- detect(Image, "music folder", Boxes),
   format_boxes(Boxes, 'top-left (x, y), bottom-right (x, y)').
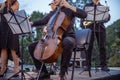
top-left (84, 6), bottom-right (109, 22)
top-left (4, 10), bottom-right (32, 34)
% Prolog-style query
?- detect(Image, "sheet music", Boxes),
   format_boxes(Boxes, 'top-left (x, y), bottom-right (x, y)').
top-left (84, 6), bottom-right (109, 21)
top-left (4, 10), bottom-right (32, 34)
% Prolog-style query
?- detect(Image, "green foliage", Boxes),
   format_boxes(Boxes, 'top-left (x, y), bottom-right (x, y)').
top-left (30, 11), bottom-right (44, 21)
top-left (106, 19), bottom-right (120, 67)
top-left (108, 53), bottom-right (120, 67)
top-left (30, 11), bottom-right (45, 41)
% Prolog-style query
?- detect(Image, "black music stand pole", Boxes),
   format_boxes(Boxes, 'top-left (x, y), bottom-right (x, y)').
top-left (93, 4), bottom-right (99, 72)
top-left (5, 10), bottom-right (35, 80)
top-left (36, 61), bottom-right (44, 80)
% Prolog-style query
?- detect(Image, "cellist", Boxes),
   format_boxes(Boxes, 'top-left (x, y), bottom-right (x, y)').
top-left (28, 0), bottom-right (87, 80)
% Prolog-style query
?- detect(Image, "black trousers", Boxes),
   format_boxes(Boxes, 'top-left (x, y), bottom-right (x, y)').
top-left (28, 42), bottom-right (48, 73)
top-left (28, 36), bottom-right (75, 75)
top-left (60, 36), bottom-right (75, 75)
top-left (87, 31), bottom-right (107, 68)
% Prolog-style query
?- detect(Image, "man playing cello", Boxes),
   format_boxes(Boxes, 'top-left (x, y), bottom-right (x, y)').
top-left (29, 0), bottom-right (87, 80)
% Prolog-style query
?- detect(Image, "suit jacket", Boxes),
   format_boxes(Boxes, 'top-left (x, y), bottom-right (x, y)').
top-left (32, 7), bottom-right (87, 38)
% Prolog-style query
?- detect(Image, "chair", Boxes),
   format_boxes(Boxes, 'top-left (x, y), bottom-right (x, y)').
top-left (71, 29), bottom-right (92, 80)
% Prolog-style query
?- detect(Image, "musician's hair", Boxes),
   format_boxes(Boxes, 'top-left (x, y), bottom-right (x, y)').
top-left (5, 0), bottom-right (17, 8)
top-left (11, 0), bottom-right (17, 5)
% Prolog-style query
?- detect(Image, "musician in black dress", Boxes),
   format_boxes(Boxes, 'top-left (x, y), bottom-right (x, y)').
top-left (0, 0), bottom-right (20, 77)
top-left (81, 0), bottom-right (110, 71)
top-left (29, 0), bottom-right (87, 80)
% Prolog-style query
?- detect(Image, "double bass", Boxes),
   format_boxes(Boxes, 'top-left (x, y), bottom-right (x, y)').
top-left (34, 6), bottom-right (71, 63)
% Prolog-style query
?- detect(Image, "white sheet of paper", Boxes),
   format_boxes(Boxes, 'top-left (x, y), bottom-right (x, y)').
top-left (84, 6), bottom-right (109, 22)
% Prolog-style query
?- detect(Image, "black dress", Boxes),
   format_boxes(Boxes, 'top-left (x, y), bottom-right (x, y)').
top-left (0, 7), bottom-right (19, 56)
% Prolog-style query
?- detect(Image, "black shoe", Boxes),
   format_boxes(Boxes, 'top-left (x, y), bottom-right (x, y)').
top-left (0, 68), bottom-right (7, 77)
top-left (60, 76), bottom-right (65, 80)
top-left (101, 66), bottom-right (110, 71)
top-left (38, 72), bottom-right (51, 79)
top-left (60, 75), bottom-right (67, 80)
top-left (59, 72), bottom-right (67, 80)
top-left (48, 70), bottom-right (55, 75)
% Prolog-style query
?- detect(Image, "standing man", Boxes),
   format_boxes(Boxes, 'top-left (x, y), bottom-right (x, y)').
top-left (29, 0), bottom-right (87, 80)
top-left (81, 0), bottom-right (110, 71)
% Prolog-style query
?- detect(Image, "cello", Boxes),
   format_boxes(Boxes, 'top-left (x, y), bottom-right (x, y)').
top-left (34, 5), bottom-right (71, 63)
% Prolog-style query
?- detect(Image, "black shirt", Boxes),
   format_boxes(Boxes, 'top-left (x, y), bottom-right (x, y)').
top-left (33, 7), bottom-right (87, 38)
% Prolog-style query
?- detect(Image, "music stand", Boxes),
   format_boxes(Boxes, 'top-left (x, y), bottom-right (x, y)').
top-left (84, 5), bottom-right (110, 72)
top-left (84, 6), bottom-right (109, 22)
top-left (4, 10), bottom-right (34, 80)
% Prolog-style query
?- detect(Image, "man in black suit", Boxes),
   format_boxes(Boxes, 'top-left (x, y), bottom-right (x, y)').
top-left (81, 0), bottom-right (110, 71)
top-left (29, 0), bottom-right (87, 80)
